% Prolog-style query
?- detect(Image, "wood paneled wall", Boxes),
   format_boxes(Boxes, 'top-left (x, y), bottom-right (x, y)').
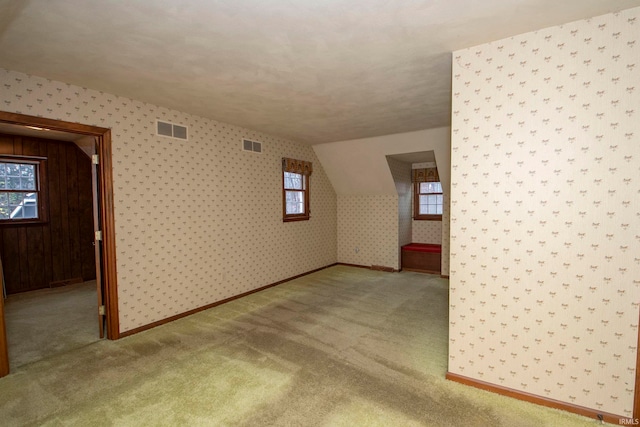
top-left (0, 133), bottom-right (95, 294)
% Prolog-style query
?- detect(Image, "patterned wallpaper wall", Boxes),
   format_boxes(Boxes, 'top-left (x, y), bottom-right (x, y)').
top-left (449, 7), bottom-right (639, 417)
top-left (412, 219), bottom-right (442, 244)
top-left (0, 69), bottom-right (337, 332)
top-left (337, 195), bottom-right (399, 270)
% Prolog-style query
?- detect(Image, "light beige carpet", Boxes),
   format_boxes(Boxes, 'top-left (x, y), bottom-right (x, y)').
top-left (4, 280), bottom-right (100, 369)
top-left (0, 266), bottom-right (593, 426)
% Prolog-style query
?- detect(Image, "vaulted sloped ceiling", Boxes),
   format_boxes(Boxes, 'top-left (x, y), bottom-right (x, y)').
top-left (313, 127), bottom-right (450, 195)
top-left (1, 0), bottom-right (639, 144)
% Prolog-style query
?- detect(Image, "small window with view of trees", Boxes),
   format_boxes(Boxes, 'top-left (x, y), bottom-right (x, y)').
top-left (282, 157), bottom-right (312, 222)
top-left (413, 167), bottom-right (442, 221)
top-left (0, 157), bottom-right (47, 224)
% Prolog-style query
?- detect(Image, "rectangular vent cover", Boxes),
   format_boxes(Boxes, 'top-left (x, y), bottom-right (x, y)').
top-left (157, 120), bottom-right (188, 140)
top-left (242, 139), bottom-right (262, 153)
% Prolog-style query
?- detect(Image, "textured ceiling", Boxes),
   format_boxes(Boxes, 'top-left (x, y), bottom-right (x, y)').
top-left (1, 0), bottom-right (639, 144)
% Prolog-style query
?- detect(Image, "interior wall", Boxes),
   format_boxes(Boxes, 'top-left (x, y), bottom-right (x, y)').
top-left (386, 157), bottom-right (412, 253)
top-left (449, 7), bottom-right (639, 417)
top-left (314, 127), bottom-right (451, 275)
top-left (0, 134), bottom-right (95, 293)
top-left (411, 199), bottom-right (450, 274)
top-left (412, 221), bottom-right (441, 245)
top-left (0, 68), bottom-right (337, 333)
top-left (337, 194), bottom-right (398, 269)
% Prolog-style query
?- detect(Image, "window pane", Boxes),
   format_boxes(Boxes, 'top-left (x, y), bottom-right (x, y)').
top-left (284, 172), bottom-right (303, 190)
top-left (285, 191), bottom-right (302, 202)
top-left (420, 181), bottom-right (442, 194)
top-left (0, 193), bottom-right (8, 219)
top-left (22, 194), bottom-right (38, 218)
top-left (8, 192), bottom-right (22, 205)
top-left (7, 163), bottom-right (20, 176)
top-left (3, 163), bottom-right (36, 190)
top-left (21, 164), bottom-right (34, 178)
top-left (6, 192), bottom-right (38, 219)
top-left (418, 194), bottom-right (443, 216)
top-left (22, 165), bottom-right (35, 189)
top-left (285, 190), bottom-right (304, 214)
top-left (0, 160), bottom-right (41, 221)
top-left (7, 176), bottom-right (22, 189)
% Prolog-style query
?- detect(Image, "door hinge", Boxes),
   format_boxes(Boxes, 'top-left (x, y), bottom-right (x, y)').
top-left (99, 305), bottom-right (105, 316)
top-left (95, 230), bottom-right (102, 241)
top-left (92, 154), bottom-right (99, 165)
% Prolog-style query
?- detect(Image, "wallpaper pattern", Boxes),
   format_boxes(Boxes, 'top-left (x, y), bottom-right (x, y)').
top-left (449, 8), bottom-right (639, 417)
top-left (0, 69), bottom-right (337, 332)
top-left (337, 195), bottom-right (398, 270)
top-left (412, 220), bottom-right (442, 245)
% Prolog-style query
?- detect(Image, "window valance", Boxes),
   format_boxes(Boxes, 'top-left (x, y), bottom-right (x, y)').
top-left (282, 158), bottom-right (313, 176)
top-left (412, 168), bottom-right (439, 183)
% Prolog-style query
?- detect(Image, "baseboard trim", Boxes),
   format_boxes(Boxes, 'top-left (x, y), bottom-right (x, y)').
top-left (440, 274), bottom-right (449, 279)
top-left (49, 277), bottom-right (83, 288)
top-left (336, 262), bottom-right (370, 269)
top-left (336, 262), bottom-right (398, 272)
top-left (370, 264), bottom-right (396, 272)
top-left (402, 267), bottom-right (441, 275)
top-left (120, 263), bottom-right (338, 338)
top-left (446, 372), bottom-right (631, 425)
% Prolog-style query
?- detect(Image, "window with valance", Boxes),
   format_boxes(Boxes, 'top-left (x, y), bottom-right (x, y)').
top-left (282, 157), bottom-right (312, 222)
top-left (413, 167), bottom-right (442, 221)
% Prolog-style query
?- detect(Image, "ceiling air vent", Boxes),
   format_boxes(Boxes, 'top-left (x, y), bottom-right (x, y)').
top-left (157, 120), bottom-right (188, 140)
top-left (242, 139), bottom-right (262, 153)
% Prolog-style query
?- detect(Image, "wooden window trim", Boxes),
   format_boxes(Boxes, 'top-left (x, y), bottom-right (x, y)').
top-left (0, 155), bottom-right (49, 225)
top-left (283, 172), bottom-right (310, 222)
top-left (413, 181), bottom-right (442, 221)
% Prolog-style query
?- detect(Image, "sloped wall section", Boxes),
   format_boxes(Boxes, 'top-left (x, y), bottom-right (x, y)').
top-left (314, 128), bottom-right (451, 274)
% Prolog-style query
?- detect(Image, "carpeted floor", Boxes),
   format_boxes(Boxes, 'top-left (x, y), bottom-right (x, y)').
top-left (0, 266), bottom-right (593, 426)
top-left (4, 280), bottom-right (100, 369)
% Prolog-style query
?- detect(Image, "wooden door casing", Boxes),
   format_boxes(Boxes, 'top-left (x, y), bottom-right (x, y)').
top-left (0, 134), bottom-right (96, 294)
top-left (0, 111), bottom-right (119, 378)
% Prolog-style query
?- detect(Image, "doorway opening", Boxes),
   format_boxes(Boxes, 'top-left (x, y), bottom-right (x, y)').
top-left (0, 111), bottom-right (119, 377)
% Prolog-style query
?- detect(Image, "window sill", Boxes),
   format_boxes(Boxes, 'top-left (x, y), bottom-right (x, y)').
top-left (413, 215), bottom-right (442, 221)
top-left (0, 219), bottom-right (48, 226)
top-left (283, 216), bottom-right (310, 222)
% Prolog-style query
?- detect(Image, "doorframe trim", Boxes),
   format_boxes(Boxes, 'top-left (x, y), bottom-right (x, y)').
top-left (0, 111), bottom-right (119, 377)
